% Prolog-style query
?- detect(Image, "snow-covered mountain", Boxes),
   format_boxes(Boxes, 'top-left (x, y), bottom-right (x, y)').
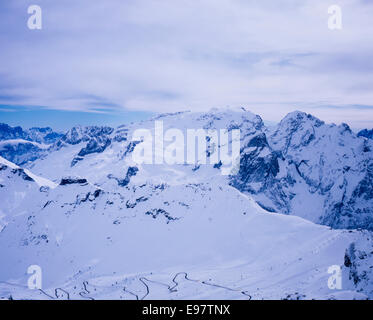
top-left (0, 124), bottom-right (63, 165)
top-left (0, 156), bottom-right (56, 232)
top-left (233, 111), bottom-right (373, 230)
top-left (15, 109), bottom-right (371, 231)
top-left (0, 109), bottom-right (372, 300)
top-left (1, 156), bottom-right (372, 300)
top-left (358, 129), bottom-right (373, 140)
top-left (0, 123), bottom-right (63, 144)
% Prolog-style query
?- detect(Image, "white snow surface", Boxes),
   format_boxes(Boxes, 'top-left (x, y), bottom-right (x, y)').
top-left (0, 109), bottom-right (372, 300)
top-left (0, 139), bottom-right (49, 150)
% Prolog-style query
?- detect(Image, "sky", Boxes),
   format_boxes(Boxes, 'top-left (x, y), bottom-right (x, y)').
top-left (0, 0), bottom-right (373, 130)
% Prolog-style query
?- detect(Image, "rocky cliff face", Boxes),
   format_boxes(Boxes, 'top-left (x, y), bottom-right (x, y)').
top-left (0, 109), bottom-right (373, 299)
top-left (230, 111), bottom-right (373, 231)
top-left (1, 109), bottom-right (373, 231)
top-left (53, 125), bottom-right (114, 167)
top-left (358, 129), bottom-right (373, 140)
top-left (0, 124), bottom-right (63, 165)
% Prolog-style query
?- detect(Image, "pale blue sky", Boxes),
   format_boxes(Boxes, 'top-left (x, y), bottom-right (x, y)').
top-left (0, 0), bottom-right (373, 129)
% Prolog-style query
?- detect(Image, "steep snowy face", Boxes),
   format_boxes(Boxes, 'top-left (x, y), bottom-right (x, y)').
top-left (269, 111), bottom-right (325, 152)
top-left (271, 111), bottom-right (373, 230)
top-left (0, 123), bottom-right (25, 140)
top-left (342, 233), bottom-right (373, 296)
top-left (52, 125), bottom-right (114, 167)
top-left (0, 140), bottom-right (47, 165)
top-left (0, 124), bottom-right (63, 165)
top-left (26, 127), bottom-right (63, 144)
top-left (0, 123), bottom-right (63, 145)
top-left (230, 132), bottom-right (283, 212)
top-left (0, 157), bottom-right (56, 230)
top-left (57, 126), bottom-right (114, 146)
top-left (0, 161), bottom-right (371, 299)
top-left (15, 109), bottom-right (373, 231)
top-left (0, 123), bottom-right (114, 167)
top-left (358, 129), bottom-right (373, 140)
top-left (0, 111), bottom-right (373, 299)
top-left (232, 111), bottom-right (373, 230)
top-left (25, 109), bottom-right (263, 185)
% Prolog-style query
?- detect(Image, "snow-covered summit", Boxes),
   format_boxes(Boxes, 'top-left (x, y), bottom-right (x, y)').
top-left (0, 108), bottom-right (373, 300)
top-left (2, 109), bottom-right (372, 231)
top-left (0, 124), bottom-right (63, 165)
top-left (358, 128), bottom-right (373, 140)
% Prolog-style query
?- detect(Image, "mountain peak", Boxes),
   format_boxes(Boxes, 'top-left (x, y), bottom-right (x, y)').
top-left (358, 128), bottom-right (373, 139)
top-left (280, 110), bottom-right (324, 127)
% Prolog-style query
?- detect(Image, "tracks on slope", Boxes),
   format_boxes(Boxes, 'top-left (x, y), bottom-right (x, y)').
top-left (123, 271), bottom-right (251, 300)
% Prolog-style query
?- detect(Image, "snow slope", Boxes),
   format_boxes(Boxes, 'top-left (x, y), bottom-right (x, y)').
top-left (0, 158), bottom-right (372, 299)
top-left (0, 124), bottom-right (63, 165)
top-left (0, 157), bottom-right (56, 232)
top-left (0, 109), bottom-right (372, 300)
top-left (23, 109), bottom-right (373, 231)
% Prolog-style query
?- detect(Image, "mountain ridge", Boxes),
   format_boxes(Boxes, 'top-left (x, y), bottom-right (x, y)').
top-left (1, 155), bottom-right (372, 299)
top-left (1, 109), bottom-right (372, 231)
top-left (1, 110), bottom-right (373, 299)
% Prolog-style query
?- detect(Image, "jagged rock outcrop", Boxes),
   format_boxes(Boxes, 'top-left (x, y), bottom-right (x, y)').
top-left (358, 129), bottom-right (373, 140)
top-left (0, 123), bottom-right (63, 165)
top-left (231, 111), bottom-right (373, 230)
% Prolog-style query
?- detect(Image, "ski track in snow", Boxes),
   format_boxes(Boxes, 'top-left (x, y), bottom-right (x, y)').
top-left (23, 271), bottom-right (253, 300)
top-left (1, 109), bottom-right (373, 300)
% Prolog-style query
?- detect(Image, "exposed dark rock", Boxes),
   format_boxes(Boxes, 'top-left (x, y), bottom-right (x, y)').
top-left (59, 177), bottom-right (88, 186)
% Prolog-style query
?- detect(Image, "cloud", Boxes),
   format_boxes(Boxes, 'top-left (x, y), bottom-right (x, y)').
top-left (0, 0), bottom-right (372, 127)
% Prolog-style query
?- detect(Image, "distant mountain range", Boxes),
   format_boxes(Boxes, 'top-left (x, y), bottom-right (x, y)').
top-left (0, 109), bottom-right (372, 300)
top-left (0, 123), bottom-right (63, 165)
